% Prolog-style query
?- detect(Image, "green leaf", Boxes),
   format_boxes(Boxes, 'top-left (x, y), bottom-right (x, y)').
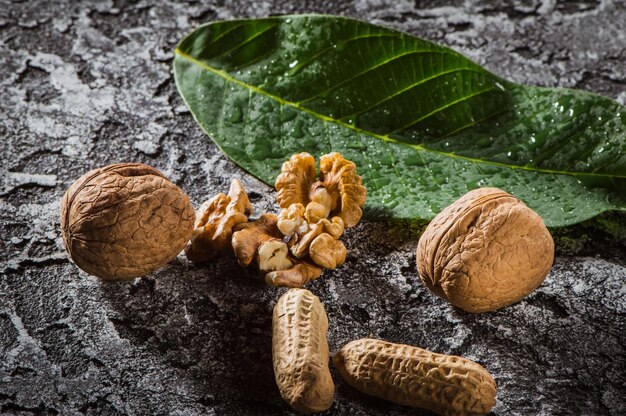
top-left (173, 14), bottom-right (626, 227)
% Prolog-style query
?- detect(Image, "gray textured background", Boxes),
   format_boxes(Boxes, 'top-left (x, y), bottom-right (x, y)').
top-left (1, 0), bottom-right (625, 415)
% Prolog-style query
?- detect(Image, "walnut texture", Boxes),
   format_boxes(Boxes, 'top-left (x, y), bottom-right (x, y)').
top-left (334, 338), bottom-right (496, 416)
top-left (265, 261), bottom-right (323, 288)
top-left (231, 213), bottom-right (324, 286)
top-left (275, 152), bottom-right (316, 209)
top-left (319, 152), bottom-right (367, 227)
top-left (275, 152), bottom-right (366, 229)
top-left (185, 179), bottom-right (252, 262)
top-left (228, 152), bottom-right (365, 287)
top-left (272, 289), bottom-right (334, 413)
top-left (287, 217), bottom-right (346, 267)
top-left (277, 203), bottom-right (307, 237)
top-left (231, 213), bottom-right (282, 267)
top-left (266, 152), bottom-right (363, 286)
top-left (257, 239), bottom-right (293, 272)
top-left (416, 187), bottom-right (554, 313)
top-left (60, 163), bottom-right (195, 280)
top-left (309, 233), bottom-right (346, 269)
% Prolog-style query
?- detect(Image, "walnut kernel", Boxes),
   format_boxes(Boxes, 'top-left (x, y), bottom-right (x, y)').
top-left (185, 179), bottom-right (252, 262)
top-left (227, 152), bottom-right (365, 287)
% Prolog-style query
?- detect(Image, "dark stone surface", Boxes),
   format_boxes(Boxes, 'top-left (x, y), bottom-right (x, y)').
top-left (1, 0), bottom-right (625, 415)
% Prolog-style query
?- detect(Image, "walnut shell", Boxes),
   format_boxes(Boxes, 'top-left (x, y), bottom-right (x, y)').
top-left (60, 163), bottom-right (195, 280)
top-left (416, 187), bottom-right (554, 313)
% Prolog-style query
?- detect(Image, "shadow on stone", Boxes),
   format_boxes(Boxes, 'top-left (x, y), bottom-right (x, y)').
top-left (99, 254), bottom-right (286, 412)
top-left (549, 211), bottom-right (626, 261)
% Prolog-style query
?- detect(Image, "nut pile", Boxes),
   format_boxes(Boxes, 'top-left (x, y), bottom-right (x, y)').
top-left (59, 153), bottom-right (559, 415)
top-left (185, 152), bottom-right (367, 288)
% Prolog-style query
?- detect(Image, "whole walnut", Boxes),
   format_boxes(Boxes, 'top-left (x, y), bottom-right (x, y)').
top-left (416, 188), bottom-right (554, 313)
top-left (60, 163), bottom-right (195, 280)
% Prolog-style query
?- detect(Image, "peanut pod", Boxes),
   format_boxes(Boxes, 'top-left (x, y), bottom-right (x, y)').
top-left (333, 338), bottom-right (496, 416)
top-left (272, 289), bottom-right (334, 413)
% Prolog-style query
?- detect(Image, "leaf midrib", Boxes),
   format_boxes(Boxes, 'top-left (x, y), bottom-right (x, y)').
top-left (175, 49), bottom-right (624, 180)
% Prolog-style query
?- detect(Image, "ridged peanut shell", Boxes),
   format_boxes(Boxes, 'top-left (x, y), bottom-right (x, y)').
top-left (60, 163), bottom-right (195, 280)
top-left (416, 187), bottom-right (554, 312)
top-left (272, 289), bottom-right (334, 413)
top-left (333, 338), bottom-right (496, 416)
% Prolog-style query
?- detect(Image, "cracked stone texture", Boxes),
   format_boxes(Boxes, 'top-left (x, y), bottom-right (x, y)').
top-left (1, 0), bottom-right (625, 415)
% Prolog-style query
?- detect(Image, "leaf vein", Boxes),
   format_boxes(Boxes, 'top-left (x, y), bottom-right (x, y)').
top-left (298, 51), bottom-right (473, 105)
top-left (339, 67), bottom-right (483, 122)
top-left (210, 22), bottom-right (278, 60)
top-left (193, 22), bottom-right (247, 57)
top-left (416, 151), bottom-right (452, 198)
top-left (287, 32), bottom-right (402, 76)
top-left (389, 86), bottom-right (497, 135)
top-left (384, 141), bottom-right (411, 198)
top-left (175, 50), bottom-right (626, 180)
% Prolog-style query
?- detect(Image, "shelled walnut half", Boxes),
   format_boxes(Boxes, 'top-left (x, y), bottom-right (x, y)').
top-left (185, 179), bottom-right (252, 262)
top-left (276, 152), bottom-right (367, 227)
